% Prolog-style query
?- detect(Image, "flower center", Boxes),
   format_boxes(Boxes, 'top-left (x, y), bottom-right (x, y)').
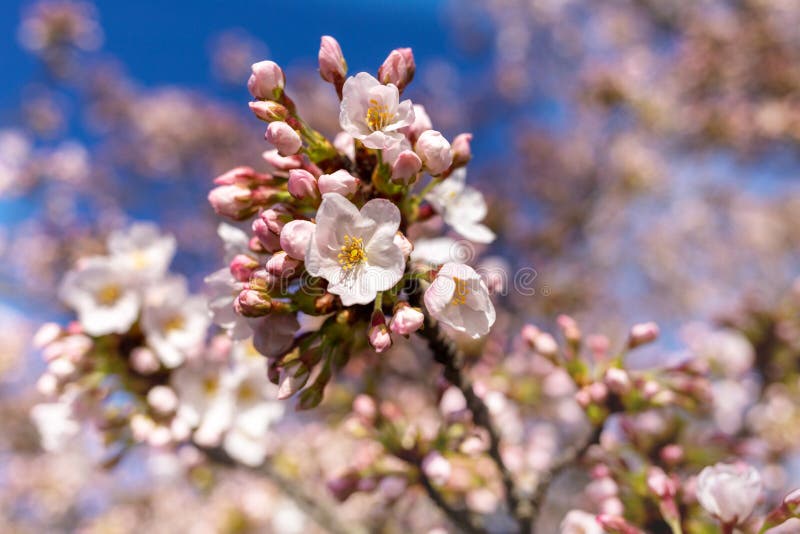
top-left (96, 284), bottom-right (121, 306)
top-left (451, 277), bottom-right (469, 306)
top-left (163, 315), bottom-right (185, 333)
top-left (338, 234), bottom-right (367, 271)
top-left (365, 98), bottom-right (393, 131)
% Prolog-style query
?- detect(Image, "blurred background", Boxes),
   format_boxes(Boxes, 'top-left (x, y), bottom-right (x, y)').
top-left (2, 0), bottom-right (800, 531)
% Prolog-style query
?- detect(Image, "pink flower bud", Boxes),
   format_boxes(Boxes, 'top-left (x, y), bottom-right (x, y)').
top-left (266, 251), bottom-right (300, 277)
top-left (318, 169), bottom-right (359, 196)
top-left (229, 253), bottom-right (260, 282)
top-left (252, 217), bottom-right (282, 252)
top-left (248, 60), bottom-right (285, 100)
top-left (147, 385), bottom-right (178, 415)
top-left (249, 100), bottom-right (289, 122)
top-left (451, 133), bottom-right (473, 167)
top-left (353, 394), bottom-right (377, 421)
top-left (534, 332), bottom-right (558, 357)
top-left (213, 166), bottom-right (272, 187)
top-left (280, 219), bottom-right (315, 260)
top-left (378, 47), bottom-right (415, 92)
top-left (400, 104), bottom-right (432, 143)
top-left (208, 184), bottom-right (257, 220)
top-left (36, 373), bottom-right (58, 396)
top-left (287, 169), bottom-right (319, 201)
top-left (647, 466), bottom-right (677, 498)
top-left (393, 232), bottom-right (413, 259)
top-left (259, 204), bottom-right (292, 235)
top-left (596, 515), bottom-right (643, 534)
top-left (369, 312), bottom-right (392, 353)
top-left (415, 130), bottom-right (452, 175)
top-left (604, 368), bottom-right (632, 394)
top-left (235, 289), bottom-right (272, 317)
top-left (390, 303), bottom-right (424, 336)
top-left (318, 36), bottom-right (347, 89)
top-left (265, 121), bottom-right (302, 156)
top-left (326, 473), bottom-right (360, 502)
top-left (657, 444), bottom-right (683, 465)
top-left (130, 346), bottom-right (160, 375)
top-left (421, 451), bottom-right (452, 485)
top-left (262, 149), bottom-right (303, 170)
top-left (629, 321), bottom-right (660, 348)
top-left (391, 149), bottom-right (422, 184)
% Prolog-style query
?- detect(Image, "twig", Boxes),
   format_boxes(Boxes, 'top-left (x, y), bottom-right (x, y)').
top-left (412, 458), bottom-right (489, 534)
top-left (417, 316), bottom-right (531, 533)
top-left (202, 447), bottom-right (366, 534)
top-left (527, 424), bottom-right (603, 531)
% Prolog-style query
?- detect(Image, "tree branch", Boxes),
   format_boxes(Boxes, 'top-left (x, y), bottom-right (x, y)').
top-left (202, 447), bottom-right (366, 534)
top-left (527, 423), bottom-right (603, 531)
top-left (417, 316), bottom-right (531, 533)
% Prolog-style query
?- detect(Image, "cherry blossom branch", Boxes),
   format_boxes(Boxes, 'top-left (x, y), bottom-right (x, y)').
top-left (202, 447), bottom-right (365, 534)
top-left (415, 313), bottom-right (530, 533)
top-left (412, 457), bottom-right (489, 534)
top-left (527, 423), bottom-right (603, 530)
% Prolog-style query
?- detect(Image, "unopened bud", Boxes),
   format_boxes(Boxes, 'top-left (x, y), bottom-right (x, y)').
top-left (249, 100), bottom-right (289, 122)
top-left (280, 219), bottom-right (315, 260)
top-left (252, 218), bottom-right (282, 252)
top-left (391, 149), bottom-right (422, 185)
top-left (318, 36), bottom-right (347, 93)
top-left (629, 322), bottom-right (659, 349)
top-left (259, 204), bottom-right (292, 235)
top-left (262, 149), bottom-right (303, 170)
top-left (451, 133), bottom-right (473, 168)
top-left (229, 254), bottom-right (260, 282)
top-left (604, 368), bottom-right (632, 395)
top-left (287, 169), bottom-right (319, 201)
top-left (265, 121), bottom-right (302, 156)
top-left (266, 251), bottom-right (300, 277)
top-left (208, 184), bottom-right (258, 220)
top-left (235, 289), bottom-right (272, 317)
top-left (421, 451), bottom-right (452, 485)
top-left (378, 47), bottom-right (415, 92)
top-left (390, 302), bottom-right (424, 336)
top-left (147, 385), bottom-right (179, 415)
top-left (401, 104), bottom-right (432, 143)
top-left (318, 169), bottom-right (359, 196)
top-left (130, 346), bottom-right (160, 375)
top-left (415, 130), bottom-right (452, 176)
top-left (277, 363), bottom-right (310, 400)
top-left (369, 312), bottom-right (392, 353)
top-left (213, 166), bottom-right (272, 187)
top-left (248, 60), bottom-right (285, 100)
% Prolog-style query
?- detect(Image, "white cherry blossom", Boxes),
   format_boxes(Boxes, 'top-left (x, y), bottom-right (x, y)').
top-left (339, 72), bottom-right (415, 149)
top-left (696, 462), bottom-right (762, 526)
top-left (58, 256), bottom-right (140, 336)
top-left (141, 277), bottom-right (210, 368)
top-left (424, 262), bottom-right (495, 339)
top-left (426, 168), bottom-right (495, 244)
top-left (107, 221), bottom-right (176, 284)
top-left (306, 193), bottom-right (405, 306)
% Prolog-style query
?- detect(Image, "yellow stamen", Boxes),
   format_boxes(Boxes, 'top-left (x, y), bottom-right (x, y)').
top-left (451, 277), bottom-right (469, 306)
top-left (238, 382), bottom-right (257, 402)
top-left (203, 377), bottom-right (219, 395)
top-left (97, 285), bottom-right (121, 306)
top-left (365, 98), bottom-right (394, 131)
top-left (163, 315), bottom-right (185, 333)
top-left (338, 235), bottom-right (367, 271)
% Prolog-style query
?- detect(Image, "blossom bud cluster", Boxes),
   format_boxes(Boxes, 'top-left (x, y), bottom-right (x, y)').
top-left (206, 37), bottom-right (496, 409)
top-left (32, 223), bottom-right (284, 467)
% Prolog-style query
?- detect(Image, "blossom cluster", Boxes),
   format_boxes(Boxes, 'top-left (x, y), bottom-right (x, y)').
top-left (207, 37), bottom-right (496, 408)
top-left (32, 222), bottom-right (285, 466)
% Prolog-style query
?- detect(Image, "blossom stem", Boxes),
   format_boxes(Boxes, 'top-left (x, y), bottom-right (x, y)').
top-left (415, 312), bottom-right (530, 533)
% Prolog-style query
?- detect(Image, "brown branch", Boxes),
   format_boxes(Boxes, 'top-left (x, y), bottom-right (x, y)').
top-left (527, 423), bottom-right (603, 532)
top-left (417, 316), bottom-right (531, 533)
top-left (202, 447), bottom-right (365, 534)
